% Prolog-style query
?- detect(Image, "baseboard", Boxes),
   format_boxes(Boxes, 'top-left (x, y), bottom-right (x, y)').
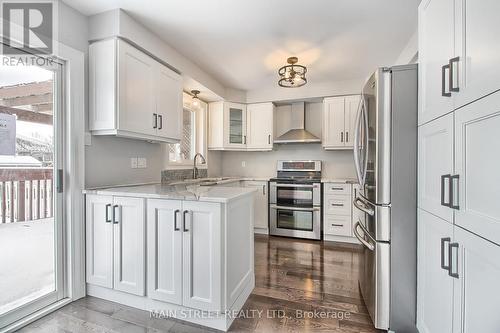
top-left (253, 227), bottom-right (268, 235)
top-left (323, 234), bottom-right (360, 244)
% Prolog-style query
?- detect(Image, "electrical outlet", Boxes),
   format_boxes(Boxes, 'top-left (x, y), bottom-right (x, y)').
top-left (138, 157), bottom-right (147, 168)
top-left (130, 157), bottom-right (138, 169)
top-left (241, 161), bottom-right (246, 168)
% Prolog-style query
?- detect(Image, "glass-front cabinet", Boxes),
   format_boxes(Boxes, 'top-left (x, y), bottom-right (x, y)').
top-left (224, 102), bottom-right (246, 148)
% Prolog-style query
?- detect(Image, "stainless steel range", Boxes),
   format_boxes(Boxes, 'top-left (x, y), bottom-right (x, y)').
top-left (269, 160), bottom-right (322, 240)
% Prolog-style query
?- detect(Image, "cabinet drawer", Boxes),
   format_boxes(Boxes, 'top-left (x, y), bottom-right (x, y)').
top-left (324, 194), bottom-right (351, 216)
top-left (324, 215), bottom-right (351, 236)
top-left (324, 183), bottom-right (351, 196)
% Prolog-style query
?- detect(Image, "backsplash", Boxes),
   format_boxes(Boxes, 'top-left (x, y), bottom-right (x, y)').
top-left (161, 168), bottom-right (208, 183)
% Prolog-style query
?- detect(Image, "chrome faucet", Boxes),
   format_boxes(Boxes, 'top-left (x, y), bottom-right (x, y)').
top-left (192, 153), bottom-right (207, 179)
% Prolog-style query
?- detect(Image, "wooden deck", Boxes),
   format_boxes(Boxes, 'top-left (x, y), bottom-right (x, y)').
top-left (20, 235), bottom-right (379, 332)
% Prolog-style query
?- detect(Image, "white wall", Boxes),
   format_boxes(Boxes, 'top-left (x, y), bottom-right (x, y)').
top-left (394, 29), bottom-right (418, 65)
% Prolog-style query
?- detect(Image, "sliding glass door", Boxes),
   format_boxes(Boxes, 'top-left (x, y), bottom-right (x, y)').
top-left (0, 55), bottom-right (65, 329)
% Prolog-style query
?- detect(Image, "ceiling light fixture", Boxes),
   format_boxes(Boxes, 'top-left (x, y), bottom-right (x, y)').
top-left (278, 57), bottom-right (307, 88)
top-left (190, 90), bottom-right (201, 109)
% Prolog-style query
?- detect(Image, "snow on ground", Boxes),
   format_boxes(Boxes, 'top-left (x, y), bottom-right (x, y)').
top-left (0, 218), bottom-right (55, 315)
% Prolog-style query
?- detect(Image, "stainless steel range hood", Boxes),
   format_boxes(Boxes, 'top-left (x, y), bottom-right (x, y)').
top-left (274, 102), bottom-right (321, 144)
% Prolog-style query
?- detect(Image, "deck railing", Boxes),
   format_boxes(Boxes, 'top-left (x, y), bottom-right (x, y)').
top-left (0, 168), bottom-right (53, 223)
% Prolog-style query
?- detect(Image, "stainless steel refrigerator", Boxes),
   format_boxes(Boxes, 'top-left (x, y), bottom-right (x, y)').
top-left (352, 64), bottom-right (418, 332)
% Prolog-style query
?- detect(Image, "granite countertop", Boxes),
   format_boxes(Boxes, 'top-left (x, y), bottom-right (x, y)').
top-left (83, 182), bottom-right (257, 203)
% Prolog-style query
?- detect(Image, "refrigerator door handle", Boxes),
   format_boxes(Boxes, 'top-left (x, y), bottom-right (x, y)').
top-left (354, 196), bottom-right (375, 216)
top-left (353, 221), bottom-right (375, 251)
top-left (353, 96), bottom-right (366, 186)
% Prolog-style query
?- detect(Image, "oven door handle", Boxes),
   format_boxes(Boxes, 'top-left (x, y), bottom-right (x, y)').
top-left (270, 183), bottom-right (316, 188)
top-left (270, 204), bottom-right (320, 212)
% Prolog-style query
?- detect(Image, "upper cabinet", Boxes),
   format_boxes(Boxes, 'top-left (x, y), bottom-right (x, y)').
top-left (418, 0), bottom-right (500, 124)
top-left (208, 101), bottom-right (274, 151)
top-left (322, 95), bottom-right (360, 150)
top-left (89, 39), bottom-right (182, 143)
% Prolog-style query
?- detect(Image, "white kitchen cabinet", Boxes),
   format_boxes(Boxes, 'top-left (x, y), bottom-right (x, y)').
top-left (113, 196), bottom-right (146, 296)
top-left (454, 91), bottom-right (500, 245)
top-left (246, 103), bottom-right (274, 150)
top-left (182, 201), bottom-right (222, 311)
top-left (453, 0), bottom-right (500, 109)
top-left (86, 195), bottom-right (114, 288)
top-left (85, 194), bottom-right (145, 296)
top-left (322, 95), bottom-right (360, 149)
top-left (242, 180), bottom-right (268, 233)
top-left (418, 113), bottom-right (454, 223)
top-left (418, 0), bottom-right (455, 124)
top-left (208, 101), bottom-right (246, 150)
top-left (417, 209), bottom-right (454, 333)
top-left (323, 182), bottom-right (359, 243)
top-left (147, 199), bottom-right (183, 304)
top-left (452, 226), bottom-right (500, 333)
top-left (89, 38), bottom-right (182, 143)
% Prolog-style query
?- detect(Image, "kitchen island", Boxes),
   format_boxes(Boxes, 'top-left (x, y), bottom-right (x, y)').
top-left (84, 183), bottom-right (256, 331)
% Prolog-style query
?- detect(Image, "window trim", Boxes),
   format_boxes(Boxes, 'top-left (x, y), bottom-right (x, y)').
top-left (166, 93), bottom-right (207, 168)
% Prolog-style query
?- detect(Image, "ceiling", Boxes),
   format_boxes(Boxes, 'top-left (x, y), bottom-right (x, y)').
top-left (63, 0), bottom-right (419, 92)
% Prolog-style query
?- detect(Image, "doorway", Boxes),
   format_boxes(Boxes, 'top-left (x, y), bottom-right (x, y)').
top-left (0, 56), bottom-right (65, 329)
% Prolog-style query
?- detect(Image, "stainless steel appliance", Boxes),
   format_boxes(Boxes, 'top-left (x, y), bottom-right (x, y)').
top-left (352, 64), bottom-right (418, 332)
top-left (269, 160), bottom-right (322, 240)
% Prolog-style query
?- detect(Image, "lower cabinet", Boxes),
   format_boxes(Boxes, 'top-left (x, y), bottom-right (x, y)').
top-left (86, 194), bottom-right (145, 296)
top-left (241, 180), bottom-right (268, 233)
top-left (417, 208), bottom-right (500, 333)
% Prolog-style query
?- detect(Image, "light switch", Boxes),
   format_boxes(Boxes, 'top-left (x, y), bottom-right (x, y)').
top-left (241, 161), bottom-right (246, 168)
top-left (130, 157), bottom-right (138, 169)
top-left (138, 157), bottom-right (147, 168)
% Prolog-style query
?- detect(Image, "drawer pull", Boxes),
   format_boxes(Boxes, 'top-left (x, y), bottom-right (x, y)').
top-left (331, 203), bottom-right (344, 207)
top-left (330, 187), bottom-right (344, 191)
top-left (331, 223), bottom-right (344, 227)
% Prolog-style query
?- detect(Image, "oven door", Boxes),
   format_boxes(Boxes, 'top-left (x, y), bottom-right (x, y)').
top-left (269, 182), bottom-right (321, 207)
top-left (269, 205), bottom-right (321, 240)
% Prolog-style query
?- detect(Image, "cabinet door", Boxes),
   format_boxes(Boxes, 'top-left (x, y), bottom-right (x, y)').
top-left (113, 196), bottom-right (145, 296)
top-left (247, 103), bottom-right (274, 150)
top-left (182, 201), bottom-right (221, 311)
top-left (454, 92), bottom-right (500, 245)
top-left (418, 0), bottom-right (455, 124)
top-left (225, 102), bottom-right (247, 149)
top-left (417, 209), bottom-right (454, 333)
top-left (323, 97), bottom-right (345, 148)
top-left (454, 0), bottom-right (500, 108)
top-left (344, 95), bottom-right (361, 148)
top-left (86, 195), bottom-right (114, 288)
top-left (147, 199), bottom-right (182, 304)
top-left (418, 113), bottom-right (454, 223)
top-left (243, 181), bottom-right (268, 230)
top-left (156, 63), bottom-right (182, 141)
top-left (453, 227), bottom-right (500, 333)
top-left (117, 40), bottom-right (156, 136)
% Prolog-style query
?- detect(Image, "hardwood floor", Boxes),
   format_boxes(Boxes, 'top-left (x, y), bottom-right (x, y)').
top-left (19, 235), bottom-right (380, 333)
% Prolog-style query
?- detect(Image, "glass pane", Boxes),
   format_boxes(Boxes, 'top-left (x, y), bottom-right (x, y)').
top-left (277, 210), bottom-right (313, 231)
top-left (229, 108), bottom-right (243, 144)
top-left (276, 187), bottom-right (313, 206)
top-left (0, 59), bottom-right (56, 315)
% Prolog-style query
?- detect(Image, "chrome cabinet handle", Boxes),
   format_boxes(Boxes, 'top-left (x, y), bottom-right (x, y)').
top-left (441, 237), bottom-right (451, 271)
top-left (113, 205), bottom-right (119, 224)
top-left (182, 210), bottom-right (189, 232)
top-left (153, 113), bottom-right (158, 128)
top-left (331, 223), bottom-right (344, 227)
top-left (105, 204), bottom-right (112, 223)
top-left (448, 242), bottom-right (459, 279)
top-left (345, 131), bottom-right (349, 143)
top-left (262, 185), bottom-right (266, 195)
top-left (244, 135), bottom-right (247, 144)
top-left (268, 134), bottom-right (271, 145)
top-left (340, 132), bottom-right (344, 143)
top-left (449, 57), bottom-right (460, 92)
top-left (173, 209), bottom-right (180, 231)
top-left (330, 187), bottom-right (344, 191)
top-left (353, 221), bottom-right (375, 251)
top-left (441, 174), bottom-right (451, 207)
top-left (331, 203), bottom-right (344, 207)
top-left (441, 64), bottom-right (452, 97)
top-left (450, 175), bottom-right (460, 210)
